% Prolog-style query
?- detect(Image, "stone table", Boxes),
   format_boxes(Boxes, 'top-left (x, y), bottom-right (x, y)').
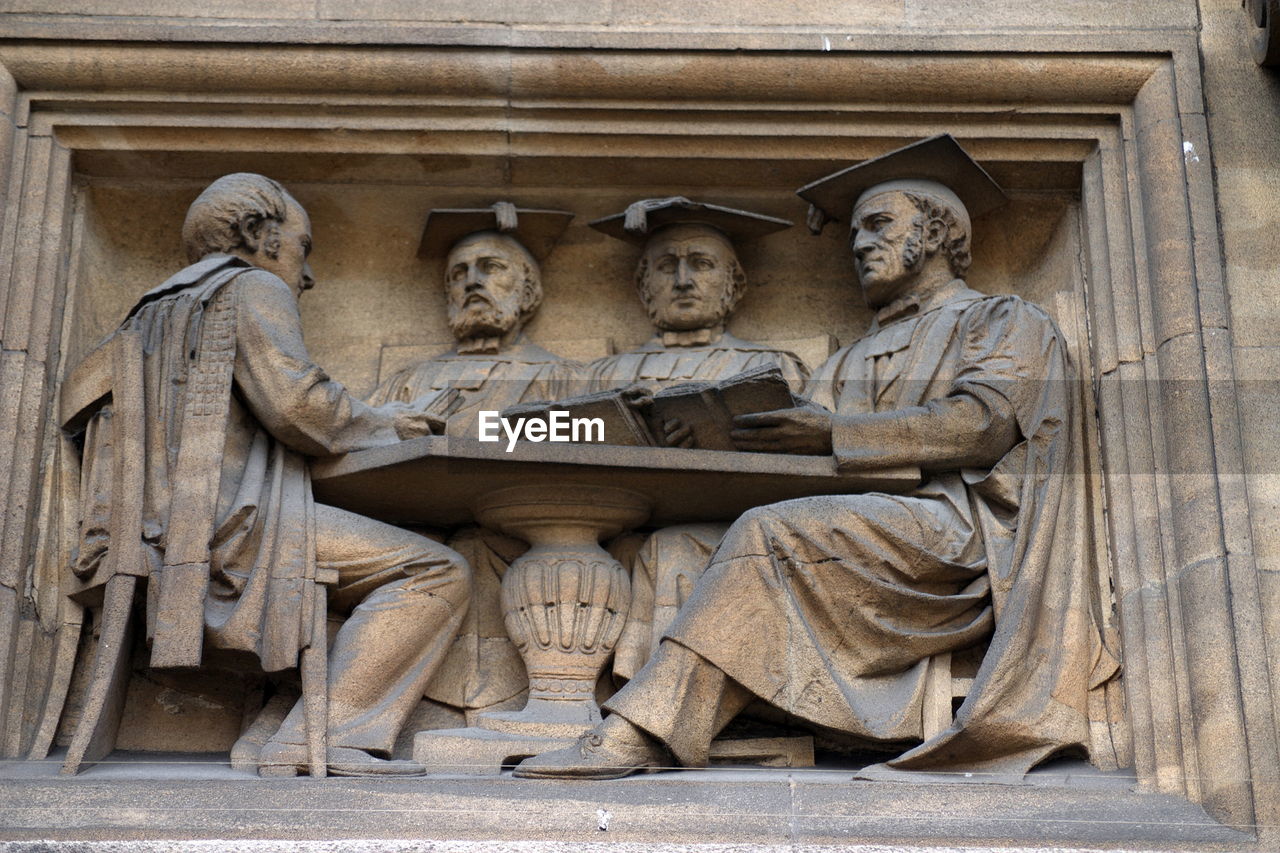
top-left (311, 437), bottom-right (919, 772)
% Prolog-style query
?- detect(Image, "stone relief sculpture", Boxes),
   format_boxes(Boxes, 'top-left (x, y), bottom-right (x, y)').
top-left (514, 135), bottom-right (1121, 780)
top-left (583, 198), bottom-right (812, 682)
top-left (63, 173), bottom-right (472, 777)
top-left (56, 138), bottom-right (1119, 784)
top-left (368, 204), bottom-right (582, 721)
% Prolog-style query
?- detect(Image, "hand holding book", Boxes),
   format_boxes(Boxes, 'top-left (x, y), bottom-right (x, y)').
top-left (502, 365), bottom-right (831, 453)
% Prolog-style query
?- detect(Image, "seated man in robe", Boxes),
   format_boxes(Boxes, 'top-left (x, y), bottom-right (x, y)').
top-left (585, 198), bottom-right (810, 681)
top-left (516, 136), bottom-right (1119, 780)
top-left (368, 203), bottom-right (583, 721)
top-left (71, 173), bottom-right (472, 776)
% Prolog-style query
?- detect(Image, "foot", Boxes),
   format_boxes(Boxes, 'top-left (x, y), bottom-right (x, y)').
top-left (512, 716), bottom-right (670, 780)
top-left (257, 741), bottom-right (427, 777)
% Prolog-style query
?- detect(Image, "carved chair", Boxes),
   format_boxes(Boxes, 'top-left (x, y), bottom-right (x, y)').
top-left (58, 331), bottom-right (335, 776)
top-left (921, 647), bottom-right (981, 740)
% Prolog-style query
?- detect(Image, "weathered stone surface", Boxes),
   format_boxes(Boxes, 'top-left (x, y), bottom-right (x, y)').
top-left (0, 0), bottom-right (1277, 845)
top-left (0, 753), bottom-right (1251, 849)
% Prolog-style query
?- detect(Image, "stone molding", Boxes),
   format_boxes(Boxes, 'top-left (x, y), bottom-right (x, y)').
top-left (0, 33), bottom-right (1273, 841)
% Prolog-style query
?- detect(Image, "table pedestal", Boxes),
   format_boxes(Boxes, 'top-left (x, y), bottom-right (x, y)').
top-left (415, 483), bottom-right (650, 772)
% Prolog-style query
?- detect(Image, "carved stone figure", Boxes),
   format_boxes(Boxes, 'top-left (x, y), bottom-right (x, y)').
top-left (67, 173), bottom-right (472, 776)
top-left (369, 204), bottom-right (581, 718)
top-left (587, 198), bottom-right (808, 394)
top-left (515, 136), bottom-right (1119, 780)
top-left (585, 198), bottom-right (811, 681)
top-left (368, 203), bottom-right (580, 437)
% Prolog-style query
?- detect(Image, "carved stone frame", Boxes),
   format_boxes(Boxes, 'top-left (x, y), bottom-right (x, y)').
top-left (0, 31), bottom-right (1274, 834)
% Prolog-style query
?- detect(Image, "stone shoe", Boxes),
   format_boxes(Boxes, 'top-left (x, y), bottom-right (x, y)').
top-left (512, 718), bottom-right (670, 780)
top-left (257, 741), bottom-right (428, 777)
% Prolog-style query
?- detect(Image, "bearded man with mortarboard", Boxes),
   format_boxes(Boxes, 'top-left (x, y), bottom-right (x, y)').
top-left (368, 202), bottom-right (581, 434)
top-left (585, 199), bottom-right (812, 683)
top-left (515, 137), bottom-right (1121, 781)
top-left (368, 203), bottom-right (587, 720)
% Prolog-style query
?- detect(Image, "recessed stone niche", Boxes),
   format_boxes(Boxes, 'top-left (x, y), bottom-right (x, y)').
top-left (57, 145), bottom-right (1085, 755)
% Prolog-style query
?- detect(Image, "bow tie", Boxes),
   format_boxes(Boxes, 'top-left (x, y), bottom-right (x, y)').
top-left (457, 336), bottom-right (502, 355)
top-left (660, 328), bottom-right (720, 347)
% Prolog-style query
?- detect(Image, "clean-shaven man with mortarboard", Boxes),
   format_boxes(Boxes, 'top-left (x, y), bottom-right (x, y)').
top-left (584, 198), bottom-right (811, 683)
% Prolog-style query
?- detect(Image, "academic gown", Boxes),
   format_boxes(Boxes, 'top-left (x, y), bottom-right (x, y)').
top-left (664, 280), bottom-right (1121, 775)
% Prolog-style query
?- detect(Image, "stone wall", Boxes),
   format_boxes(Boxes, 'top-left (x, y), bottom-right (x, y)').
top-left (1198, 0), bottom-right (1280, 768)
top-left (2, 0), bottom-right (1278, 843)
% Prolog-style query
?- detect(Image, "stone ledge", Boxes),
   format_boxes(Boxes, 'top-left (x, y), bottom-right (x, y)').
top-left (0, 752), bottom-right (1253, 850)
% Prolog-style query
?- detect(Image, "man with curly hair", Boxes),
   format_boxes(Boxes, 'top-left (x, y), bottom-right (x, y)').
top-left (70, 173), bottom-right (472, 777)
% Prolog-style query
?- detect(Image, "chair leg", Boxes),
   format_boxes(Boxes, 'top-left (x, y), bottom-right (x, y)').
top-left (301, 583), bottom-right (328, 778)
top-left (921, 651), bottom-right (953, 741)
top-left (62, 574), bottom-right (137, 775)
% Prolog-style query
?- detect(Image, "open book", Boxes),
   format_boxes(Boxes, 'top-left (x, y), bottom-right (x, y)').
top-left (501, 365), bottom-right (805, 450)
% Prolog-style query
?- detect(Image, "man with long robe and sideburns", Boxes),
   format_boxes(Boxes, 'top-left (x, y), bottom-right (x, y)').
top-left (368, 203), bottom-right (583, 720)
top-left (584, 198), bottom-right (811, 683)
top-left (70, 173), bottom-right (472, 776)
top-left (515, 135), bottom-right (1121, 780)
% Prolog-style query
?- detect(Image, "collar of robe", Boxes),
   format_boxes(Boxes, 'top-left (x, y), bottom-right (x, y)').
top-left (659, 325), bottom-right (724, 348)
top-left (456, 335), bottom-right (503, 355)
top-left (873, 278), bottom-right (968, 328)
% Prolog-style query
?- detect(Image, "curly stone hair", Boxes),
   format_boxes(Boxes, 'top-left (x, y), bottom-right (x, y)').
top-left (181, 173), bottom-right (293, 264)
top-left (902, 191), bottom-right (972, 278)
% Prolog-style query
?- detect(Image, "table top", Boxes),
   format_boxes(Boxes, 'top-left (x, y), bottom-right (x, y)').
top-left (310, 436), bottom-right (921, 527)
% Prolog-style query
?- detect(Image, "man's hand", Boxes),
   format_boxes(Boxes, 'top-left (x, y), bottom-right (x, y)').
top-left (730, 405), bottom-right (834, 455)
top-left (619, 382), bottom-right (656, 412)
top-left (659, 418), bottom-right (695, 448)
top-left (386, 403), bottom-right (446, 439)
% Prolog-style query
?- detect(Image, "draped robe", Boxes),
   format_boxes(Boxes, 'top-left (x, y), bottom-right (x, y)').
top-left (75, 254), bottom-right (413, 672)
top-left (661, 280), bottom-right (1121, 775)
top-left (589, 331), bottom-right (807, 393)
top-left (368, 337), bottom-right (581, 439)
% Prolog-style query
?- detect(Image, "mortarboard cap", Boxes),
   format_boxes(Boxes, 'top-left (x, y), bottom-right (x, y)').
top-left (795, 135), bottom-right (1007, 235)
top-left (418, 201), bottom-right (574, 261)
top-left (589, 196), bottom-right (791, 246)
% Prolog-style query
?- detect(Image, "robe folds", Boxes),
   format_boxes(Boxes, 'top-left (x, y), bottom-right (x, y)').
top-left (368, 337), bottom-right (582, 440)
top-left (664, 280), bottom-right (1122, 776)
top-left (588, 331), bottom-right (808, 393)
top-left (583, 332), bottom-right (809, 682)
top-left (75, 254), bottom-right (408, 673)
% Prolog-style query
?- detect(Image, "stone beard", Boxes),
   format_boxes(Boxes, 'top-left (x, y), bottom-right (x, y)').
top-left (443, 231), bottom-right (540, 344)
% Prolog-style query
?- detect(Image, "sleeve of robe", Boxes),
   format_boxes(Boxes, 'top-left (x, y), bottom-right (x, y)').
top-left (828, 297), bottom-right (1050, 472)
top-left (231, 269), bottom-right (404, 456)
